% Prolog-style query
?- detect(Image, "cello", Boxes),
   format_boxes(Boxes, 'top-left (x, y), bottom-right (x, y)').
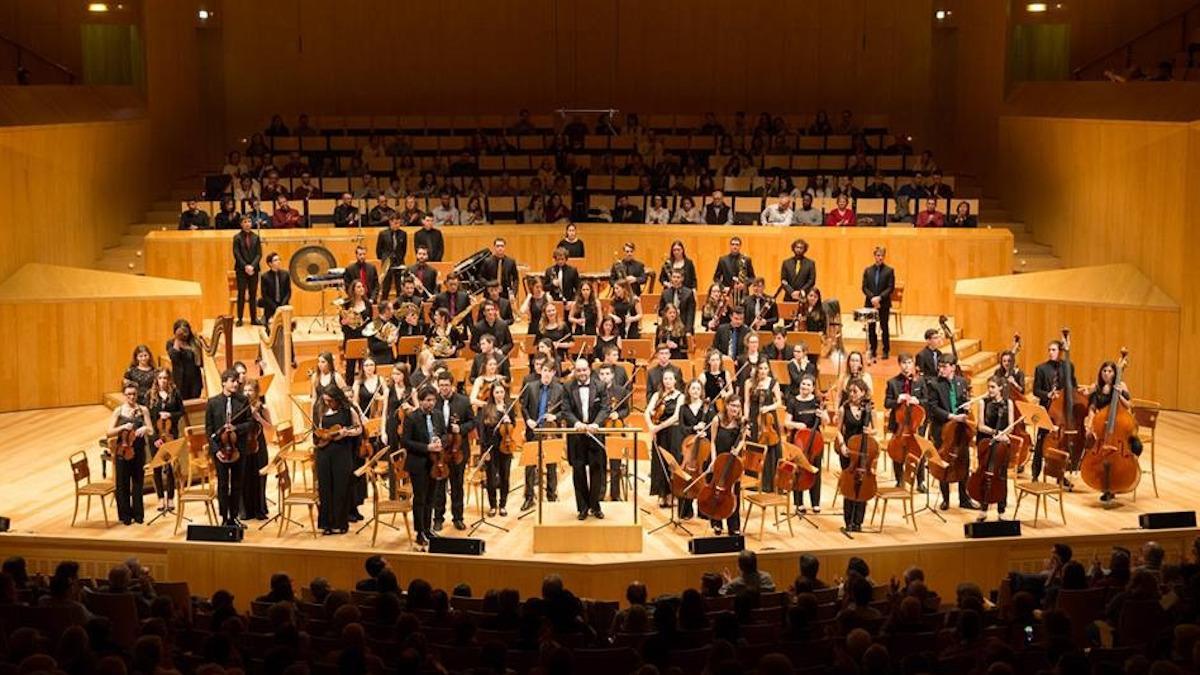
top-left (1046, 328), bottom-right (1089, 470)
top-left (885, 391), bottom-right (925, 464)
top-left (1080, 350), bottom-right (1140, 496)
top-left (696, 426), bottom-right (751, 521)
top-left (929, 315), bottom-right (973, 485)
top-left (790, 422), bottom-right (825, 494)
top-left (674, 414), bottom-right (718, 500)
top-left (838, 402), bottom-right (879, 504)
top-left (967, 411), bottom-right (1024, 507)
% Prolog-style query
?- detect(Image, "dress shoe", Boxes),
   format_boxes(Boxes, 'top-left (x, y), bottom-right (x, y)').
top-left (236, 319), bottom-right (244, 327)
top-left (336, 527), bottom-right (348, 534)
top-left (882, 351), bottom-right (890, 360)
top-left (415, 533), bottom-right (428, 547)
top-left (713, 525), bottom-right (723, 535)
top-left (577, 511), bottom-right (588, 521)
top-left (939, 500), bottom-right (949, 511)
top-left (488, 508), bottom-right (497, 517)
top-left (917, 482), bottom-right (927, 492)
top-left (433, 520), bottom-right (444, 532)
top-left (591, 509), bottom-right (604, 519)
top-left (520, 498), bottom-right (534, 511)
top-left (547, 493), bottom-right (558, 502)
top-left (321, 528), bottom-right (334, 536)
top-left (499, 507), bottom-right (508, 517)
top-left (959, 499), bottom-right (980, 510)
top-left (453, 520), bottom-right (466, 531)
top-left (122, 519), bottom-right (133, 526)
top-left (426, 530), bottom-right (440, 539)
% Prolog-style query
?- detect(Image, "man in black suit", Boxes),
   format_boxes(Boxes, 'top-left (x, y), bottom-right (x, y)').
top-left (658, 269), bottom-right (696, 333)
top-left (204, 370), bottom-right (253, 528)
top-left (519, 361), bottom-right (563, 511)
top-left (342, 245), bottom-right (379, 300)
top-left (544, 247), bottom-right (580, 301)
top-left (1031, 339), bottom-right (1077, 480)
top-left (861, 246), bottom-right (895, 360)
top-left (375, 215), bottom-right (407, 301)
top-left (477, 281), bottom-right (515, 323)
top-left (598, 363), bottom-right (631, 502)
top-left (884, 353), bottom-right (928, 489)
top-left (410, 245), bottom-right (439, 297)
top-left (258, 252), bottom-right (292, 323)
top-left (780, 239), bottom-right (817, 301)
top-left (712, 236), bottom-right (755, 293)
top-left (432, 373), bottom-right (476, 532)
top-left (470, 301), bottom-right (513, 353)
top-left (413, 214), bottom-right (445, 262)
top-left (646, 344), bottom-right (685, 394)
top-left (432, 272), bottom-right (471, 318)
top-left (741, 277), bottom-right (778, 330)
top-left (478, 237), bottom-right (520, 299)
top-left (915, 329), bottom-right (943, 381)
top-left (610, 242), bottom-right (649, 296)
top-left (232, 216), bottom-right (262, 326)
top-left (713, 307), bottom-right (750, 361)
top-left (563, 359), bottom-right (611, 520)
top-left (925, 357), bottom-right (977, 511)
top-left (333, 192), bottom-right (360, 228)
top-left (600, 346), bottom-right (630, 389)
top-left (399, 387), bottom-right (444, 547)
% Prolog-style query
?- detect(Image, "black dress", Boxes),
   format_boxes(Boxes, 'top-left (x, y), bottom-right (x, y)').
top-left (649, 393), bottom-right (683, 500)
top-left (708, 424), bottom-right (742, 534)
top-left (148, 390), bottom-right (184, 501)
top-left (353, 381), bottom-right (386, 511)
top-left (113, 407), bottom-right (147, 524)
top-left (526, 296), bottom-right (548, 341)
top-left (839, 402), bottom-right (870, 530)
top-left (610, 297), bottom-right (641, 339)
top-left (315, 406), bottom-right (356, 532)
top-left (572, 302), bottom-right (599, 336)
top-left (240, 404), bottom-right (270, 520)
top-left (787, 358), bottom-right (819, 397)
top-left (659, 258), bottom-right (698, 290)
top-left (678, 402), bottom-right (716, 519)
top-left (166, 341), bottom-right (204, 399)
top-left (557, 238), bottom-right (585, 259)
top-left (655, 325), bottom-right (689, 360)
top-left (593, 335), bottom-right (620, 362)
top-left (702, 370), bottom-right (729, 403)
top-left (747, 379), bottom-right (782, 490)
top-left (123, 367), bottom-right (157, 405)
top-left (542, 323), bottom-right (574, 362)
top-left (341, 300), bottom-right (373, 380)
top-left (476, 407), bottom-right (513, 510)
top-left (1088, 388), bottom-right (1142, 456)
top-left (786, 396), bottom-right (823, 507)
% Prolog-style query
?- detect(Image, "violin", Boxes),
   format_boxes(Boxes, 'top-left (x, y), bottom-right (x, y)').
top-left (1045, 328), bottom-right (1089, 470)
top-left (696, 426), bottom-right (750, 521)
top-left (113, 427), bottom-right (137, 461)
top-left (245, 400), bottom-right (266, 456)
top-left (312, 424), bottom-right (344, 448)
top-left (885, 387), bottom-right (926, 464)
top-left (967, 413), bottom-right (1022, 506)
top-left (444, 413), bottom-right (465, 466)
top-left (155, 413), bottom-right (174, 445)
top-left (837, 402), bottom-right (879, 502)
top-left (1080, 349), bottom-right (1140, 495)
top-left (493, 393), bottom-right (524, 456)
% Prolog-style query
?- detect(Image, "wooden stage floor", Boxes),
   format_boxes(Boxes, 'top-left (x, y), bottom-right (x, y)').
top-left (1, 405), bottom-right (1197, 605)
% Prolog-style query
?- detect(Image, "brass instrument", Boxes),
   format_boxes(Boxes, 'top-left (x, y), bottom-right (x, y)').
top-left (733, 256), bottom-right (749, 304)
top-left (340, 308), bottom-right (365, 330)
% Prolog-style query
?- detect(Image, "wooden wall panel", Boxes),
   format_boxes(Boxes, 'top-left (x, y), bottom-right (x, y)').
top-left (997, 115), bottom-right (1200, 411)
top-left (143, 225), bottom-right (1012, 319)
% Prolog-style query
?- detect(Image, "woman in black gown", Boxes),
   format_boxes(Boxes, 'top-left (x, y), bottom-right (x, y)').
top-left (314, 384), bottom-right (363, 535)
top-left (477, 381), bottom-right (516, 516)
top-left (744, 360), bottom-right (783, 490)
top-left (351, 357), bottom-right (387, 520)
top-left (655, 304), bottom-right (689, 360)
top-left (339, 280), bottom-right (374, 381)
top-left (659, 239), bottom-right (698, 290)
top-left (974, 376), bottom-right (1015, 521)
top-left (569, 281), bottom-right (600, 336)
top-left (609, 281), bottom-right (642, 339)
top-left (708, 397), bottom-right (746, 536)
top-left (678, 379), bottom-right (716, 520)
top-left (240, 378), bottom-right (271, 521)
top-left (1085, 361), bottom-right (1142, 503)
top-left (107, 383), bottom-right (153, 525)
top-left (592, 316), bottom-right (621, 363)
top-left (123, 345), bottom-right (157, 405)
top-left (699, 349), bottom-right (730, 403)
top-left (644, 369), bottom-right (684, 509)
top-left (540, 303), bottom-right (574, 363)
top-left (556, 222), bottom-right (585, 259)
top-left (147, 369), bottom-right (183, 512)
top-left (520, 278), bottom-right (549, 342)
top-left (783, 374), bottom-right (829, 514)
top-left (166, 319), bottom-right (204, 400)
top-left (836, 379), bottom-right (873, 533)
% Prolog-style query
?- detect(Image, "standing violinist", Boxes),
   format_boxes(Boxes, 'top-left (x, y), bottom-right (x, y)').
top-left (477, 381), bottom-right (516, 517)
top-left (645, 369), bottom-right (684, 511)
top-left (884, 354), bottom-right (928, 490)
top-left (147, 368), bottom-right (183, 513)
top-left (432, 372), bottom-right (475, 532)
top-left (241, 378), bottom-right (271, 521)
top-left (204, 370), bottom-right (252, 528)
top-left (926, 357), bottom-right (978, 511)
top-left (519, 360), bottom-right (563, 511)
top-left (744, 360), bottom-right (784, 491)
top-left (1084, 361), bottom-right (1141, 503)
top-left (707, 397), bottom-right (746, 536)
top-left (1032, 339), bottom-right (1077, 481)
top-left (835, 379), bottom-right (873, 533)
top-left (398, 387), bottom-right (442, 547)
top-left (379, 366), bottom-right (414, 499)
top-left (314, 384), bottom-right (363, 536)
top-left (975, 376), bottom-right (1015, 521)
top-left (352, 358), bottom-right (388, 521)
top-left (784, 374), bottom-right (829, 514)
top-left (564, 359), bottom-right (611, 520)
top-left (598, 363), bottom-right (631, 502)
top-left (107, 383), bottom-right (154, 525)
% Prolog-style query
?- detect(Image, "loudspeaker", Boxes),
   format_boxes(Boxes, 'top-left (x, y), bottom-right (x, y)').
top-left (964, 520), bottom-right (1022, 539)
top-left (0, 517), bottom-right (9, 533)
top-left (688, 535), bottom-right (745, 555)
top-left (186, 524), bottom-right (244, 543)
top-left (428, 537), bottom-right (485, 556)
top-left (1139, 511), bottom-right (1197, 530)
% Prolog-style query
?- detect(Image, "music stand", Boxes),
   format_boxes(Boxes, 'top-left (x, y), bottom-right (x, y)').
top-left (352, 446), bottom-right (391, 535)
top-left (395, 336), bottom-right (424, 363)
top-left (343, 338), bottom-right (369, 362)
top-left (648, 447), bottom-right (694, 537)
top-left (1015, 400), bottom-right (1054, 432)
top-left (465, 450), bottom-right (509, 536)
top-left (517, 436), bottom-right (564, 521)
top-left (620, 339), bottom-right (653, 362)
top-left (307, 283), bottom-right (338, 334)
top-left (908, 438), bottom-right (947, 523)
top-left (145, 438), bottom-right (186, 525)
top-left (530, 426), bottom-right (642, 525)
top-left (258, 454), bottom-right (305, 532)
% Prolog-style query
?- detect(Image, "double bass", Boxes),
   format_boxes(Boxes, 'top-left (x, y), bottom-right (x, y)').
top-left (1046, 328), bottom-right (1089, 469)
top-left (838, 402), bottom-right (879, 503)
top-left (1003, 333), bottom-right (1033, 470)
top-left (1080, 350), bottom-right (1140, 496)
top-left (696, 426), bottom-right (751, 521)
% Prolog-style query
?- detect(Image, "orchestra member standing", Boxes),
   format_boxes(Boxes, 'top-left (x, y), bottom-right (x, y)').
top-left (147, 368), bottom-right (183, 512)
top-left (414, 214), bottom-right (445, 262)
top-left (352, 358), bottom-right (388, 520)
top-left (479, 238), bottom-right (520, 299)
top-left (433, 373), bottom-right (475, 531)
top-left (338, 280), bottom-right (373, 381)
top-left (569, 281), bottom-right (601, 336)
top-left (915, 329), bottom-right (943, 380)
top-left (167, 319), bottom-right (204, 400)
top-left (410, 246), bottom-right (439, 296)
top-left (926, 357), bottom-right (978, 511)
top-left (884, 353), bottom-right (928, 489)
top-left (107, 383), bottom-right (153, 525)
top-left (375, 215), bottom-right (408, 300)
top-left (659, 239), bottom-right (698, 290)
top-left (860, 246), bottom-right (894, 360)
top-left (241, 378), bottom-right (271, 521)
top-left (259, 253), bottom-right (292, 323)
top-left (564, 359), bottom-right (610, 520)
top-left (1085, 361), bottom-right (1142, 503)
top-left (477, 381), bottom-right (516, 516)
top-left (519, 361), bottom-right (563, 511)
top-left (342, 246), bottom-right (379, 301)
top-left (545, 247), bottom-right (580, 302)
top-left (744, 360), bottom-right (784, 490)
top-left (401, 387), bottom-right (444, 547)
top-left (598, 363), bottom-right (630, 502)
top-left (677, 379), bottom-right (715, 519)
top-left (658, 270), bottom-right (696, 333)
top-left (713, 237), bottom-right (755, 294)
top-left (836, 379), bottom-right (872, 532)
top-left (123, 345), bottom-right (157, 405)
top-left (205, 370), bottom-right (252, 528)
top-left (611, 242), bottom-right (649, 297)
top-left (313, 384), bottom-right (362, 535)
top-left (470, 301), bottom-right (514, 354)
top-left (709, 397), bottom-right (745, 536)
top-left (784, 374), bottom-right (829, 514)
top-left (233, 216), bottom-right (262, 326)
top-left (1032, 340), bottom-right (1077, 481)
top-left (975, 376), bottom-right (1015, 520)
top-left (780, 239), bottom-right (817, 302)
top-left (645, 369), bottom-right (684, 510)
top-left (742, 278), bottom-right (778, 330)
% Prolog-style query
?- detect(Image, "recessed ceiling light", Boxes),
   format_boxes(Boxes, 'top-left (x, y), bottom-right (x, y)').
top-left (87, 2), bottom-right (109, 12)
top-left (1027, 3), bottom-right (1048, 12)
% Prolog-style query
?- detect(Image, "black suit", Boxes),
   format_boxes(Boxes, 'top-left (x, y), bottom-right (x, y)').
top-left (544, 263), bottom-right (580, 302)
top-left (433, 290), bottom-right (471, 318)
top-left (478, 255), bottom-right (520, 298)
top-left (884, 373), bottom-right (928, 485)
top-left (925, 375), bottom-right (972, 505)
top-left (780, 256), bottom-right (817, 300)
top-left (259, 269), bottom-right (292, 322)
top-left (433, 393), bottom-right (476, 524)
top-left (414, 227), bottom-right (445, 262)
top-left (713, 323), bottom-right (749, 360)
top-left (520, 380), bottom-right (564, 501)
top-left (470, 318), bottom-right (513, 353)
top-left (861, 262), bottom-right (895, 357)
top-left (233, 231), bottom-right (262, 324)
top-left (343, 261), bottom-right (379, 300)
top-left (399, 407), bottom-right (446, 535)
top-left (375, 228), bottom-right (408, 300)
top-left (915, 346), bottom-right (941, 381)
top-left (410, 263), bottom-right (438, 296)
top-left (179, 209), bottom-right (210, 230)
top-left (713, 254), bottom-right (755, 288)
top-left (1031, 359), bottom-right (1078, 478)
top-left (658, 286), bottom-right (697, 333)
top-left (562, 379), bottom-right (610, 514)
top-left (741, 294), bottom-right (778, 328)
top-left (333, 203), bottom-right (360, 228)
top-left (204, 392), bottom-right (252, 523)
top-left (610, 259), bottom-right (648, 297)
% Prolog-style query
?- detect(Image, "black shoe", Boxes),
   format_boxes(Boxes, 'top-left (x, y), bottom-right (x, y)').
top-left (488, 508), bottom-right (497, 517)
top-left (499, 507), bottom-right (508, 517)
top-left (415, 533), bottom-right (428, 547)
top-left (236, 319), bottom-right (244, 327)
top-left (426, 530), bottom-right (440, 539)
top-left (591, 509), bottom-right (604, 519)
top-left (453, 520), bottom-right (466, 531)
top-left (577, 511), bottom-right (588, 521)
top-left (713, 525), bottom-right (723, 535)
top-left (939, 500), bottom-right (949, 511)
top-left (547, 493), bottom-right (558, 502)
top-left (917, 482), bottom-right (927, 492)
top-left (882, 351), bottom-right (890, 360)
top-left (960, 499), bottom-right (979, 510)
top-left (521, 498), bottom-right (534, 511)
top-left (321, 528), bottom-right (334, 536)
top-left (336, 527), bottom-right (348, 534)
top-left (121, 519), bottom-right (133, 526)
top-left (433, 520), bottom-right (444, 532)
top-left (1100, 492), bottom-right (1113, 502)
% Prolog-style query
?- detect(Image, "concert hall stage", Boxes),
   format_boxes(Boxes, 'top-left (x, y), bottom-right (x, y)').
top-left (1, 404), bottom-right (1196, 605)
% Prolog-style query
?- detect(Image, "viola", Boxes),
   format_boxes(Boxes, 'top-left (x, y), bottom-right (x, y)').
top-left (1080, 349), bottom-right (1140, 495)
top-left (885, 395), bottom-right (926, 464)
top-left (155, 414), bottom-right (174, 445)
top-left (967, 415), bottom-right (1022, 506)
top-left (696, 426), bottom-right (750, 521)
top-left (837, 403), bottom-right (879, 503)
top-left (1046, 328), bottom-right (1089, 469)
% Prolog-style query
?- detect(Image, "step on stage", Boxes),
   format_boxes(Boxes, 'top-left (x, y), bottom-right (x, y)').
top-left (2, 406), bottom-right (1198, 605)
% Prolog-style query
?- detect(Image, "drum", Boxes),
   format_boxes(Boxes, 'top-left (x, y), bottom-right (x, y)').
top-left (853, 308), bottom-right (879, 323)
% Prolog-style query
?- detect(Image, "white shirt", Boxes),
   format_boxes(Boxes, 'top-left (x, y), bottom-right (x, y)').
top-left (579, 384), bottom-right (590, 421)
top-left (432, 205), bottom-right (460, 226)
top-left (760, 204), bottom-right (795, 226)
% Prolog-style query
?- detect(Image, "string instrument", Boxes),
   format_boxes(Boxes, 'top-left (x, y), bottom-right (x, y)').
top-left (1002, 335), bottom-right (1033, 469)
top-left (711, 360), bottom-right (751, 414)
top-left (790, 405), bottom-right (826, 494)
top-left (215, 404), bottom-right (252, 464)
top-left (494, 386), bottom-right (527, 455)
top-left (1080, 349), bottom-right (1140, 495)
top-left (193, 315), bottom-right (235, 370)
top-left (603, 365), bottom-right (644, 428)
top-left (245, 401), bottom-right (262, 456)
top-left (930, 396), bottom-right (973, 485)
top-left (1005, 333), bottom-right (1029, 402)
top-left (696, 426), bottom-right (750, 521)
top-left (312, 424), bottom-right (345, 448)
top-left (113, 427), bottom-right (137, 461)
top-left (885, 386), bottom-right (926, 463)
top-left (675, 412), bottom-right (718, 500)
top-left (154, 408), bottom-right (174, 445)
top-left (967, 415), bottom-right (1024, 506)
top-left (837, 402), bottom-right (879, 502)
top-left (753, 381), bottom-right (781, 446)
top-left (1046, 328), bottom-right (1089, 469)
top-left (444, 413), bottom-right (465, 466)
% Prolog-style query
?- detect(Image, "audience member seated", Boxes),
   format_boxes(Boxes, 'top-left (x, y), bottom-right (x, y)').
top-left (178, 200), bottom-right (210, 230)
top-left (948, 200), bottom-right (978, 228)
top-left (915, 197), bottom-right (945, 228)
top-left (720, 550), bottom-right (776, 596)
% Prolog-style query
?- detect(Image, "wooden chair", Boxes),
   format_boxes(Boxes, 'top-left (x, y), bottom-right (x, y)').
top-left (70, 450), bottom-right (116, 527)
top-left (365, 450), bottom-right (413, 547)
top-left (870, 452), bottom-right (920, 532)
top-left (82, 591), bottom-right (139, 648)
top-left (276, 462), bottom-right (318, 537)
top-left (889, 282), bottom-right (905, 336)
top-left (1131, 399), bottom-right (1160, 498)
top-left (742, 490), bottom-right (793, 540)
top-left (1014, 447), bottom-right (1068, 526)
top-left (175, 448), bottom-right (217, 535)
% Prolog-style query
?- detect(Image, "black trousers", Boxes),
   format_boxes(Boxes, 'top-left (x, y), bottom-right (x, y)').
top-left (839, 454), bottom-right (866, 529)
top-left (380, 267), bottom-right (404, 301)
top-left (214, 458), bottom-right (242, 523)
top-left (571, 444), bottom-right (606, 513)
top-left (486, 451), bottom-right (512, 509)
top-left (433, 460), bottom-right (466, 523)
top-left (709, 483), bottom-right (741, 533)
top-left (316, 444), bottom-right (353, 530)
top-left (153, 464), bottom-right (175, 500)
top-left (608, 458), bottom-right (624, 500)
top-left (1031, 429), bottom-right (1050, 480)
top-left (523, 464), bottom-right (558, 500)
top-left (236, 271), bottom-right (259, 323)
top-left (240, 449), bottom-right (268, 519)
top-left (792, 467), bottom-right (821, 508)
top-left (866, 308), bottom-right (891, 356)
top-left (940, 479), bottom-right (972, 506)
top-left (115, 452), bottom-right (146, 523)
top-left (409, 465), bottom-right (434, 534)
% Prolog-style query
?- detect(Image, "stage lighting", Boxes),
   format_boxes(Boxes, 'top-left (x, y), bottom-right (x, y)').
top-left (198, 9), bottom-right (211, 20)
top-left (934, 9), bottom-right (952, 21)
top-left (87, 2), bottom-right (109, 12)
top-left (1026, 3), bottom-right (1048, 12)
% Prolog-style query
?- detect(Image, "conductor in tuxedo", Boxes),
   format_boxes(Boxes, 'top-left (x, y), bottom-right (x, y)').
top-left (259, 252), bottom-right (292, 323)
top-left (861, 246), bottom-right (895, 360)
top-left (204, 370), bottom-right (252, 528)
top-left (399, 387), bottom-right (445, 547)
top-left (233, 216), bottom-right (262, 326)
top-left (342, 246), bottom-right (380, 300)
top-left (563, 359), bottom-right (611, 520)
